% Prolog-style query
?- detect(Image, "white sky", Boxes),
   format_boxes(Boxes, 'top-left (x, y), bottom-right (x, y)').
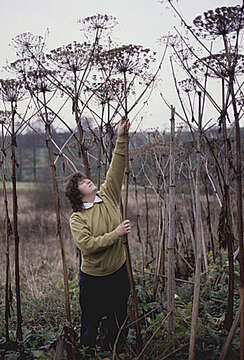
top-left (0, 0), bottom-right (242, 131)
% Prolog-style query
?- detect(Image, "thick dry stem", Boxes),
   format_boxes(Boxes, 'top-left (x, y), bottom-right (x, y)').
top-left (11, 105), bottom-right (23, 342)
top-left (122, 134), bottom-right (142, 352)
top-left (167, 106), bottom-right (176, 333)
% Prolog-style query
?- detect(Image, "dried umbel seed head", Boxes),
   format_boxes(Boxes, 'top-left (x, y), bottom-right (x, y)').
top-left (97, 44), bottom-right (156, 76)
top-left (11, 32), bottom-right (45, 58)
top-left (193, 5), bottom-right (244, 39)
top-left (4, 58), bottom-right (37, 75)
top-left (0, 78), bottom-right (26, 102)
top-left (191, 53), bottom-right (244, 78)
top-left (178, 78), bottom-right (196, 93)
top-left (25, 69), bottom-right (58, 93)
top-left (47, 41), bottom-right (94, 72)
top-left (79, 14), bottom-right (118, 31)
top-left (84, 78), bottom-right (125, 105)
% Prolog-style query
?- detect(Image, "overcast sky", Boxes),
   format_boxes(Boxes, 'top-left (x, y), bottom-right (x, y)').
top-left (0, 0), bottom-right (242, 130)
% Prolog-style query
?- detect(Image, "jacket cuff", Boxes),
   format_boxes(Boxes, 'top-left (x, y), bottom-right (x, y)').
top-left (109, 229), bottom-right (120, 242)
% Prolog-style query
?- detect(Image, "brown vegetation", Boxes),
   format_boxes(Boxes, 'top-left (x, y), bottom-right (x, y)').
top-left (0, 185), bottom-right (223, 297)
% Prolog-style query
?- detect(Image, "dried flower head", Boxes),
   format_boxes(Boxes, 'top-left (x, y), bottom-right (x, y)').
top-left (0, 78), bottom-right (26, 102)
top-left (25, 69), bottom-right (57, 93)
top-left (160, 34), bottom-right (187, 49)
top-left (79, 14), bottom-right (118, 32)
top-left (161, 34), bottom-right (196, 66)
top-left (178, 78), bottom-right (196, 92)
top-left (192, 53), bottom-right (244, 78)
top-left (11, 32), bottom-right (45, 58)
top-left (4, 58), bottom-right (36, 75)
top-left (193, 6), bottom-right (244, 39)
top-left (97, 44), bottom-right (156, 76)
top-left (175, 46), bottom-right (195, 64)
top-left (47, 41), bottom-right (94, 72)
top-left (84, 78), bottom-right (124, 105)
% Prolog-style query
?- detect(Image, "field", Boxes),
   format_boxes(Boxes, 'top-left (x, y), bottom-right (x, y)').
top-left (0, 183), bottom-right (240, 359)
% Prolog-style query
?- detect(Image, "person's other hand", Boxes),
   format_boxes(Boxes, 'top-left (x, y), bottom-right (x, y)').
top-left (115, 219), bottom-right (131, 235)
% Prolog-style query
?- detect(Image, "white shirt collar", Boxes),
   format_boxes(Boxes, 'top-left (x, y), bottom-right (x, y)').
top-left (81, 194), bottom-right (102, 209)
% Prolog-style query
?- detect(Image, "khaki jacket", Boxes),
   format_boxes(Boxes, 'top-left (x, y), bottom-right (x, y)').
top-left (70, 141), bottom-right (126, 276)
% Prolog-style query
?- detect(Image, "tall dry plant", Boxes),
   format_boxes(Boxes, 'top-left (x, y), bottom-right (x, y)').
top-left (167, 106), bottom-right (176, 333)
top-left (44, 118), bottom-right (76, 360)
top-left (6, 13), bottom-right (166, 356)
top-left (193, 6), bottom-right (244, 356)
top-left (192, 52), bottom-right (240, 331)
top-left (24, 67), bottom-right (76, 359)
top-left (96, 42), bottom-right (158, 353)
top-left (0, 110), bottom-right (12, 343)
top-left (46, 41), bottom-right (95, 178)
top-left (0, 79), bottom-right (26, 342)
top-left (134, 131), bottom-right (169, 296)
top-left (188, 92), bottom-right (203, 360)
top-left (160, 2), bottom-right (244, 357)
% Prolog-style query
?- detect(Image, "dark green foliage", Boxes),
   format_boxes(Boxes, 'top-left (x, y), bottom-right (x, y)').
top-left (0, 255), bottom-right (241, 359)
top-left (0, 242), bottom-right (239, 360)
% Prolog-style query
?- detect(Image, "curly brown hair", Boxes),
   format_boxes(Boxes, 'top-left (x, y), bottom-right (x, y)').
top-left (65, 172), bottom-right (87, 212)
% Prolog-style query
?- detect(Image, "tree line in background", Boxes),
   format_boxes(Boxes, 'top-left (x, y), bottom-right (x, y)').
top-left (0, 125), bottom-right (243, 187)
top-left (0, 2), bottom-right (244, 359)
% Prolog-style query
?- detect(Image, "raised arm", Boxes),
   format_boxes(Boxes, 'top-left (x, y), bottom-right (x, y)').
top-left (100, 119), bottom-right (130, 204)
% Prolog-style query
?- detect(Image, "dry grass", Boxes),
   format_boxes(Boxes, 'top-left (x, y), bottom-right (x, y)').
top-left (0, 189), bottom-right (75, 293)
top-left (0, 184), bottom-right (241, 360)
top-left (0, 185), bottom-right (225, 313)
top-left (0, 187), bottom-right (156, 301)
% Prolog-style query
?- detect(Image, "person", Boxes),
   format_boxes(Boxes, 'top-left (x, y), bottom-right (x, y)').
top-left (65, 119), bottom-right (131, 354)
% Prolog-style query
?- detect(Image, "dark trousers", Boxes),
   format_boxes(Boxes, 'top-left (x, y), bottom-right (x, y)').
top-left (79, 263), bottom-right (130, 351)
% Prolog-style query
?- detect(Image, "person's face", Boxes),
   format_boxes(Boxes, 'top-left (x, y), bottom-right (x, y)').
top-left (77, 178), bottom-right (97, 200)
